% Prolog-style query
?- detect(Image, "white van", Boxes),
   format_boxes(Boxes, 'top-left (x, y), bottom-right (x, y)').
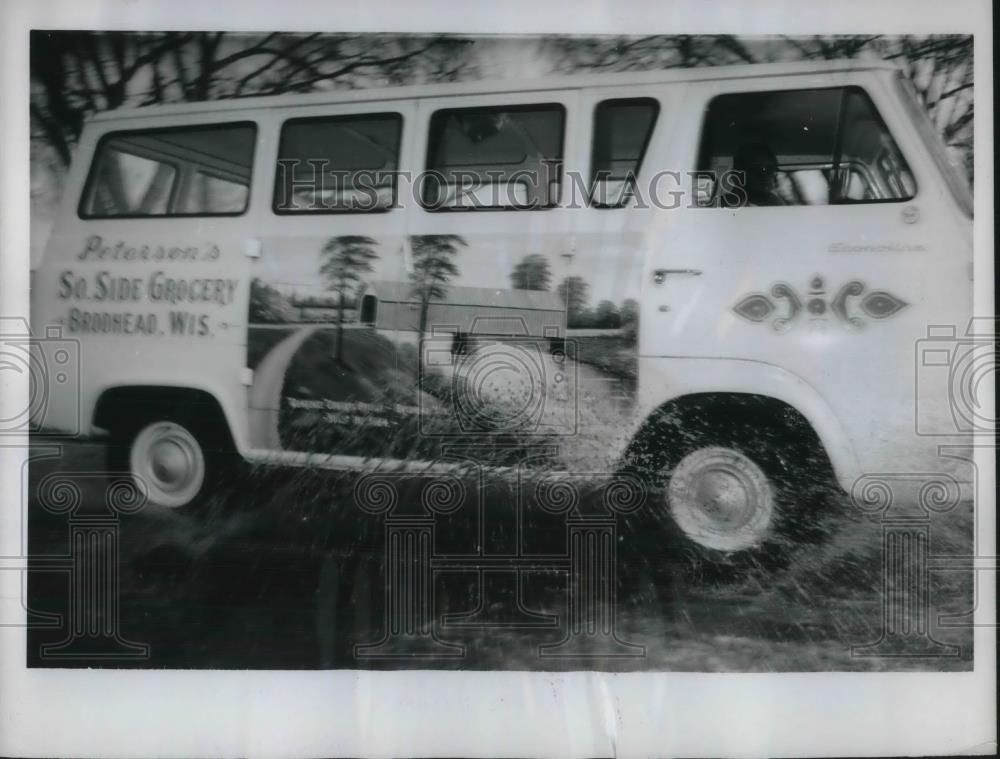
top-left (31, 59), bottom-right (976, 555)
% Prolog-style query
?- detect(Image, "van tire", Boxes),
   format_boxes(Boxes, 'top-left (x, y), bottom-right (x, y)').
top-left (658, 433), bottom-right (797, 576)
top-left (107, 414), bottom-right (227, 513)
top-left (619, 397), bottom-right (838, 582)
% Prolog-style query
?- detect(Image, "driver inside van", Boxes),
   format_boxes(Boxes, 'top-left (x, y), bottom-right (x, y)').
top-left (728, 142), bottom-right (786, 206)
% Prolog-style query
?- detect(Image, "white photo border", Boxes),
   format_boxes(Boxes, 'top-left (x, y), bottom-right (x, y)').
top-left (0, 1), bottom-right (994, 757)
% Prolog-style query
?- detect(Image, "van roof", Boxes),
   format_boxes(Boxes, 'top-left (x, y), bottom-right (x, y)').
top-left (89, 59), bottom-right (899, 123)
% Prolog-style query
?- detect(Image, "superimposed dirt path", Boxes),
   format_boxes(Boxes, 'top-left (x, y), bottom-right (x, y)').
top-left (248, 324), bottom-right (319, 448)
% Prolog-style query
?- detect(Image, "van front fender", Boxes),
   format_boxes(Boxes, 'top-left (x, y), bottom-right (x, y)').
top-left (632, 356), bottom-right (862, 490)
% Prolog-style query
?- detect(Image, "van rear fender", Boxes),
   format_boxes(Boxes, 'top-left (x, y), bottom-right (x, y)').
top-left (92, 384), bottom-right (245, 455)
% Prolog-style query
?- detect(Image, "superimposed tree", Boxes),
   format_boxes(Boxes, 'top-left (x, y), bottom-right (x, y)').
top-left (408, 234), bottom-right (466, 378)
top-left (510, 254), bottom-right (552, 291)
top-left (320, 235), bottom-right (379, 366)
top-left (557, 276), bottom-right (590, 328)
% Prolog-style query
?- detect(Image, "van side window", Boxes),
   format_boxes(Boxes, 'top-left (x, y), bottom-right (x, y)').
top-left (274, 113), bottom-right (403, 214)
top-left (423, 104), bottom-right (565, 210)
top-left (79, 123), bottom-right (255, 218)
top-left (696, 87), bottom-right (916, 208)
top-left (590, 98), bottom-right (659, 207)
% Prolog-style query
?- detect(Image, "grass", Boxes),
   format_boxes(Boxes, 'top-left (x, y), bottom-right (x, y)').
top-left (277, 328), bottom-right (566, 466)
top-left (27, 440), bottom-right (975, 671)
top-left (571, 334), bottom-right (638, 382)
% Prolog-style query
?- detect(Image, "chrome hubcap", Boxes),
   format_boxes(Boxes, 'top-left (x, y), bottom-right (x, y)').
top-left (130, 421), bottom-right (205, 509)
top-left (667, 446), bottom-right (774, 552)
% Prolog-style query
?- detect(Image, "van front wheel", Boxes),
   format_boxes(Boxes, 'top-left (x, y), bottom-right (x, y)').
top-left (666, 445), bottom-right (776, 554)
top-left (111, 418), bottom-right (216, 511)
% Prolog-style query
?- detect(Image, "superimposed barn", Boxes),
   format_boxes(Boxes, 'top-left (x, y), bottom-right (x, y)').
top-left (358, 280), bottom-right (566, 341)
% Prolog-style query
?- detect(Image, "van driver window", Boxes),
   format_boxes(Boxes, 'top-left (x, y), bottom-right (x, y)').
top-left (274, 113), bottom-right (403, 214)
top-left (423, 104), bottom-right (565, 210)
top-left (590, 98), bottom-right (659, 207)
top-left (79, 123), bottom-right (256, 218)
top-left (696, 87), bottom-right (916, 207)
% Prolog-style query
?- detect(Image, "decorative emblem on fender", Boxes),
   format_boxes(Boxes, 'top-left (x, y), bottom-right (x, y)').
top-left (732, 294), bottom-right (775, 322)
top-left (732, 276), bottom-right (908, 332)
top-left (859, 290), bottom-right (908, 319)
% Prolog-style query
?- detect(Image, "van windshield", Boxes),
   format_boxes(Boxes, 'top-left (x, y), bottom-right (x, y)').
top-left (894, 72), bottom-right (973, 217)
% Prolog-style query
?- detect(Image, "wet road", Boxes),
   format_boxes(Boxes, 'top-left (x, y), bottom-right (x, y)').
top-left (24, 439), bottom-right (975, 671)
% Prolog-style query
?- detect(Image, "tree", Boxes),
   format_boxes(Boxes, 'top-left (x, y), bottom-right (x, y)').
top-left (319, 235), bottom-right (379, 366)
top-left (620, 298), bottom-right (639, 325)
top-left (509, 254), bottom-right (552, 291)
top-left (820, 36), bottom-right (974, 179)
top-left (594, 300), bottom-right (622, 329)
top-left (409, 235), bottom-right (466, 379)
top-left (557, 276), bottom-right (590, 328)
top-left (620, 297), bottom-right (640, 342)
top-left (541, 34), bottom-right (758, 74)
top-left (541, 34), bottom-right (973, 183)
top-left (30, 31), bottom-right (478, 168)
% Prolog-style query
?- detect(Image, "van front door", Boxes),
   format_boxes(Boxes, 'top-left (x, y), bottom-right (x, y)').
top-left (645, 72), bottom-right (973, 486)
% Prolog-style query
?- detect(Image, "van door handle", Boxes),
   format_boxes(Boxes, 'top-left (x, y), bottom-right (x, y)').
top-left (652, 268), bottom-right (702, 285)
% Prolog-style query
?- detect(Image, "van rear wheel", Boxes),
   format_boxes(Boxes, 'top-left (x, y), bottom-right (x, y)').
top-left (130, 421), bottom-right (206, 508)
top-left (109, 416), bottom-right (220, 512)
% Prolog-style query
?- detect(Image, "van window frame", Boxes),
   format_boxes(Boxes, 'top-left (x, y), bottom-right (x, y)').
top-left (421, 102), bottom-right (567, 213)
top-left (588, 96), bottom-right (660, 209)
top-left (272, 111), bottom-right (405, 216)
top-left (893, 71), bottom-right (973, 218)
top-left (694, 85), bottom-right (919, 208)
top-left (77, 120), bottom-right (258, 220)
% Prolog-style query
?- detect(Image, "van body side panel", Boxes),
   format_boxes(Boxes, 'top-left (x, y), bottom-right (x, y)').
top-left (32, 115), bottom-right (258, 450)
